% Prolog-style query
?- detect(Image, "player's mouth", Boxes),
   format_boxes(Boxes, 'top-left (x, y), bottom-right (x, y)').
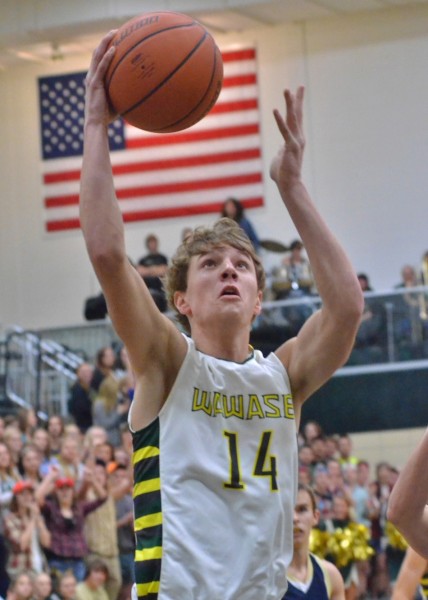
top-left (220, 285), bottom-right (240, 298)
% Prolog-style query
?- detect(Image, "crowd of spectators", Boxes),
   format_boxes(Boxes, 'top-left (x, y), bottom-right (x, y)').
top-left (0, 344), bottom-right (135, 600)
top-left (296, 420), bottom-right (411, 600)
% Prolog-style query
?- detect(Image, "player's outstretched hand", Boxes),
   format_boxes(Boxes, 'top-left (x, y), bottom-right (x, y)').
top-left (270, 86), bottom-right (305, 188)
top-left (84, 30), bottom-right (118, 125)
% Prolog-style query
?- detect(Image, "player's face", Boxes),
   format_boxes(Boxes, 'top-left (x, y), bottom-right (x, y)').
top-left (176, 245), bottom-right (262, 328)
top-left (293, 490), bottom-right (318, 549)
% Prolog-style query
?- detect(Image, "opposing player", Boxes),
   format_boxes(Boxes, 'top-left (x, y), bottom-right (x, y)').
top-left (284, 484), bottom-right (345, 599)
top-left (388, 427), bottom-right (428, 558)
top-left (80, 30), bottom-right (363, 600)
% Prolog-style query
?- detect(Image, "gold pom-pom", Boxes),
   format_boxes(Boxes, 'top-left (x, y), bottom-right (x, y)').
top-left (385, 521), bottom-right (408, 551)
top-left (309, 528), bottom-right (329, 558)
top-left (319, 523), bottom-right (375, 567)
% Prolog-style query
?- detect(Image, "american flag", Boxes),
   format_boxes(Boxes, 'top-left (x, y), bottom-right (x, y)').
top-left (38, 47), bottom-right (264, 233)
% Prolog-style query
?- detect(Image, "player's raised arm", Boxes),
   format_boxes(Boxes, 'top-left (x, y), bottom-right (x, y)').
top-left (79, 32), bottom-right (186, 418)
top-left (387, 427), bottom-right (428, 558)
top-left (271, 87), bottom-right (364, 410)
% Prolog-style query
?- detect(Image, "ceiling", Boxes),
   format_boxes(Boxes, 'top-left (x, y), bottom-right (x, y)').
top-left (1, 0), bottom-right (428, 70)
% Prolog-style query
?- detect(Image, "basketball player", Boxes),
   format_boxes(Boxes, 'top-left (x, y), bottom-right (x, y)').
top-left (80, 30), bottom-right (363, 600)
top-left (388, 427), bottom-right (428, 558)
top-left (284, 484), bottom-right (345, 599)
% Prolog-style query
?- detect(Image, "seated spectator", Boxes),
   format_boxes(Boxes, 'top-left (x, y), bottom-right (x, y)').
top-left (136, 233), bottom-right (168, 312)
top-left (92, 377), bottom-right (128, 448)
top-left (36, 469), bottom-right (107, 582)
top-left (19, 444), bottom-right (43, 488)
top-left (68, 363), bottom-right (94, 434)
top-left (220, 198), bottom-right (260, 251)
top-left (75, 559), bottom-right (109, 600)
top-left (0, 442), bottom-right (19, 528)
top-left (337, 433), bottom-right (359, 469)
top-left (32, 428), bottom-right (55, 478)
top-left (302, 420), bottom-right (324, 445)
top-left (51, 571), bottom-right (77, 600)
top-left (353, 273), bottom-right (386, 355)
top-left (5, 571), bottom-right (35, 600)
top-left (312, 464), bottom-right (334, 522)
top-left (16, 408), bottom-right (38, 445)
top-left (50, 436), bottom-right (85, 487)
top-left (4, 426), bottom-right (24, 474)
top-left (3, 480), bottom-right (51, 579)
top-left (47, 416), bottom-right (65, 457)
top-left (33, 572), bottom-right (56, 600)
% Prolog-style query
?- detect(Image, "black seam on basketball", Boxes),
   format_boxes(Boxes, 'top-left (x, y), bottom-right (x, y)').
top-left (105, 21), bottom-right (197, 92)
top-left (154, 44), bottom-right (221, 133)
top-left (121, 31), bottom-right (209, 119)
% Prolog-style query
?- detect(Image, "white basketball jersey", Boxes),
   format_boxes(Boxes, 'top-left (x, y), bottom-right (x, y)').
top-left (130, 334), bottom-right (298, 600)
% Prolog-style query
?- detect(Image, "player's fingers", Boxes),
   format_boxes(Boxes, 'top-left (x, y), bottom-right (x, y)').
top-left (295, 86), bottom-right (305, 128)
top-left (273, 108), bottom-right (295, 147)
top-left (87, 30), bottom-right (117, 79)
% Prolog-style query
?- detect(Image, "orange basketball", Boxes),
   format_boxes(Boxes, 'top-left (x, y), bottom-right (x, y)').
top-left (105, 11), bottom-right (223, 133)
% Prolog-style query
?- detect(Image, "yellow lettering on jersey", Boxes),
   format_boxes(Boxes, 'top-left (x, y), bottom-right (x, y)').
top-left (223, 394), bottom-right (245, 418)
top-left (247, 394), bottom-right (265, 419)
top-left (213, 391), bottom-right (225, 416)
top-left (283, 394), bottom-right (295, 419)
top-left (263, 395), bottom-right (281, 418)
top-left (192, 387), bottom-right (213, 415)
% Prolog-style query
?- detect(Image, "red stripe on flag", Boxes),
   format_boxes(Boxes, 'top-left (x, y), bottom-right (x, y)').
top-left (210, 99), bottom-right (258, 114)
top-left (222, 49), bottom-right (256, 62)
top-left (45, 196), bottom-right (264, 232)
top-left (126, 124), bottom-right (259, 150)
top-left (44, 148), bottom-right (261, 184)
top-left (45, 173), bottom-right (262, 208)
top-left (222, 74), bottom-right (257, 88)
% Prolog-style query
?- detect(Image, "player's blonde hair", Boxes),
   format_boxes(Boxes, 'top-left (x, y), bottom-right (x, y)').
top-left (164, 217), bottom-right (265, 333)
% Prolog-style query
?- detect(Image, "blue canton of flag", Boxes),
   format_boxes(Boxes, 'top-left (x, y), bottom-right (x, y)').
top-left (38, 72), bottom-right (125, 160)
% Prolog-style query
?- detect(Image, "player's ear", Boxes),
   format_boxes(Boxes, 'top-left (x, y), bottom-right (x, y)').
top-left (253, 290), bottom-right (263, 317)
top-left (174, 291), bottom-right (191, 316)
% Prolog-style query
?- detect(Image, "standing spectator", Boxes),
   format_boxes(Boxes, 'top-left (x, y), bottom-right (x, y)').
top-left (313, 464), bottom-right (334, 522)
top-left (221, 197), bottom-right (260, 251)
top-left (3, 480), bottom-right (51, 578)
top-left (302, 420), bottom-right (324, 445)
top-left (36, 470), bottom-right (107, 582)
top-left (16, 408), bottom-right (38, 445)
top-left (84, 461), bottom-right (124, 600)
top-left (75, 559), bottom-right (109, 600)
top-left (68, 363), bottom-right (94, 434)
top-left (90, 347), bottom-right (117, 394)
top-left (136, 233), bottom-right (168, 312)
top-left (109, 463), bottom-right (135, 600)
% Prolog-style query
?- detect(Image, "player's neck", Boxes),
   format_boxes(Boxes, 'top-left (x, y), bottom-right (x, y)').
top-left (192, 325), bottom-right (252, 363)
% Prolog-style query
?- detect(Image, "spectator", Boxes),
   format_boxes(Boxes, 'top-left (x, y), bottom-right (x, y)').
top-left (47, 416), bottom-right (65, 457)
top-left (16, 408), bottom-right (38, 445)
top-left (51, 571), bottom-right (77, 600)
top-left (92, 377), bottom-right (128, 448)
top-left (68, 363), bottom-right (94, 434)
top-left (0, 441), bottom-right (18, 529)
top-left (36, 469), bottom-right (107, 582)
top-left (51, 436), bottom-right (85, 487)
top-left (83, 461), bottom-right (124, 600)
top-left (5, 571), bottom-right (35, 600)
top-left (337, 434), bottom-right (359, 469)
top-left (75, 559), bottom-right (109, 600)
top-left (136, 233), bottom-right (168, 312)
top-left (221, 197), bottom-right (260, 251)
top-left (3, 480), bottom-right (51, 578)
top-left (3, 426), bottom-right (24, 472)
top-left (20, 444), bottom-right (43, 487)
top-left (302, 420), bottom-right (324, 445)
top-left (90, 347), bottom-right (117, 394)
top-left (33, 428), bottom-right (55, 478)
top-left (33, 572), bottom-right (55, 600)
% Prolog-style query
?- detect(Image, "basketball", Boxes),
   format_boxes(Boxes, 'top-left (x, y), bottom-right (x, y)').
top-left (105, 11), bottom-right (224, 133)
